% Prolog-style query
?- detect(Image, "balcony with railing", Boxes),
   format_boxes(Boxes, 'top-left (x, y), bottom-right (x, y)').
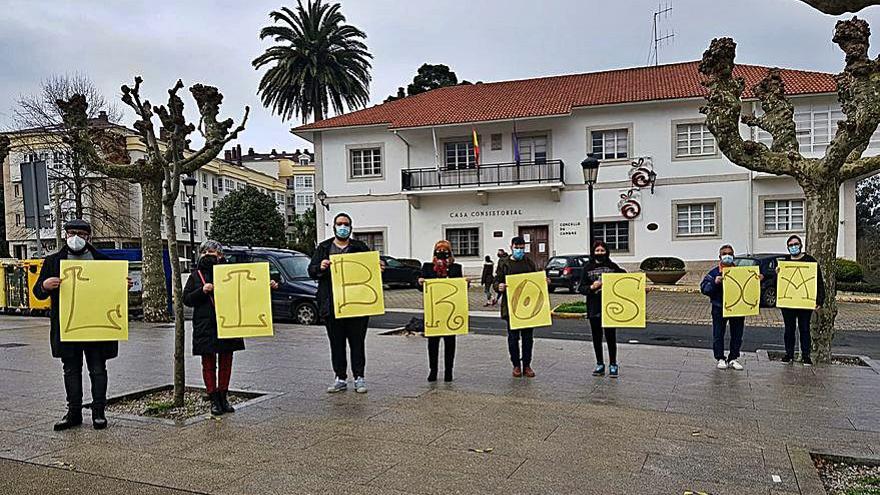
top-left (401, 159), bottom-right (565, 192)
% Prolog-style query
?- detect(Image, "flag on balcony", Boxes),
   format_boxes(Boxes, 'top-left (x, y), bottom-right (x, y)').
top-left (472, 128), bottom-right (480, 166)
top-left (512, 120), bottom-right (520, 165)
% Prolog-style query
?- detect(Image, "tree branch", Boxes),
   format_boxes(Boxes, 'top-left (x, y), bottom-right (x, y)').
top-left (801, 0), bottom-right (880, 14)
top-left (121, 77), bottom-right (166, 167)
top-left (0, 135), bottom-right (9, 165)
top-left (699, 37), bottom-right (802, 177)
top-left (180, 84), bottom-right (249, 174)
top-left (841, 155), bottom-right (880, 180)
top-left (740, 68), bottom-right (801, 155)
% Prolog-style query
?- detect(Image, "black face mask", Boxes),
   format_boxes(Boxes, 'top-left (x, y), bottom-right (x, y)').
top-left (434, 250), bottom-right (450, 260)
top-left (594, 253), bottom-right (608, 262)
top-left (198, 255), bottom-right (220, 270)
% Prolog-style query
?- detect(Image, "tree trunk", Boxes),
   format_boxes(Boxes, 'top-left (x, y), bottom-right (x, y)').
top-left (803, 178), bottom-right (840, 364)
top-left (162, 199), bottom-right (187, 407)
top-left (141, 180), bottom-right (169, 322)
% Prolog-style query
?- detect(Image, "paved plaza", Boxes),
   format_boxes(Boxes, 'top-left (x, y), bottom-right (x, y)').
top-left (0, 315), bottom-right (879, 494)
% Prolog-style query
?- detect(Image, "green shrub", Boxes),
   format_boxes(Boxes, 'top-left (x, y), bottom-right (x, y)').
top-left (835, 258), bottom-right (864, 283)
top-left (554, 302), bottom-right (586, 313)
top-left (838, 281), bottom-right (880, 293)
top-left (640, 257), bottom-right (686, 272)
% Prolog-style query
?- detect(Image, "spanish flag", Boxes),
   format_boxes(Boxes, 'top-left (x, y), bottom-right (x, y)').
top-left (472, 128), bottom-right (480, 166)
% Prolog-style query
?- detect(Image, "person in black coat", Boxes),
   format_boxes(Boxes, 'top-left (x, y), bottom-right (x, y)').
top-left (778, 235), bottom-right (826, 366)
top-left (578, 240), bottom-right (626, 377)
top-left (480, 255), bottom-right (496, 306)
top-left (418, 240), bottom-right (464, 382)
top-left (33, 219), bottom-right (130, 431)
top-left (182, 240), bottom-right (277, 415)
top-left (308, 212), bottom-right (375, 394)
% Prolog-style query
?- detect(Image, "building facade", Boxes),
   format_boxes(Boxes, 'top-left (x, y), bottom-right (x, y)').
top-left (294, 62), bottom-right (862, 275)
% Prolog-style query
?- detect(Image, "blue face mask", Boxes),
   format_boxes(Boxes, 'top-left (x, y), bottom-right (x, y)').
top-left (788, 245), bottom-right (801, 256)
top-left (334, 224), bottom-right (351, 239)
top-left (512, 248), bottom-right (526, 260)
top-left (721, 254), bottom-right (734, 265)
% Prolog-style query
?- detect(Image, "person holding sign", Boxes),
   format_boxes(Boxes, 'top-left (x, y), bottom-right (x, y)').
top-left (308, 212), bottom-right (375, 394)
top-left (494, 236), bottom-right (543, 378)
top-left (700, 244), bottom-right (758, 371)
top-left (183, 241), bottom-right (278, 416)
top-left (33, 219), bottom-right (131, 431)
top-left (777, 235), bottom-right (825, 366)
top-left (417, 241), bottom-right (465, 382)
top-left (578, 241), bottom-right (626, 377)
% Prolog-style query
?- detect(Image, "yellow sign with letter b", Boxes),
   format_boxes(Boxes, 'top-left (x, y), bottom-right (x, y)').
top-left (423, 278), bottom-right (469, 337)
top-left (506, 271), bottom-right (552, 330)
top-left (331, 251), bottom-right (385, 318)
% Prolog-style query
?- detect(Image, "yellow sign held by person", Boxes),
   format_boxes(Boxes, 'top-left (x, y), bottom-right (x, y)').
top-left (601, 273), bottom-right (647, 328)
top-left (59, 260), bottom-right (129, 342)
top-left (423, 278), bottom-right (469, 337)
top-left (214, 262), bottom-right (274, 339)
top-left (776, 261), bottom-right (818, 310)
top-left (331, 251), bottom-right (385, 318)
top-left (506, 271), bottom-right (552, 330)
top-left (722, 266), bottom-right (761, 317)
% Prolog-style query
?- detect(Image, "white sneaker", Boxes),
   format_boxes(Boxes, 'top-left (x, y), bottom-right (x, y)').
top-left (327, 378), bottom-right (347, 393)
top-left (354, 377), bottom-right (367, 394)
top-left (728, 359), bottom-right (744, 371)
top-left (716, 359), bottom-right (728, 370)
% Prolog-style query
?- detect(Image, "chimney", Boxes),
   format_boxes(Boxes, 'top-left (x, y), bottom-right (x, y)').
top-left (224, 150), bottom-right (232, 161)
top-left (98, 110), bottom-right (108, 122)
top-left (295, 148), bottom-right (301, 154)
top-left (248, 147), bottom-right (254, 155)
top-left (236, 144), bottom-right (242, 159)
top-left (270, 148), bottom-right (277, 156)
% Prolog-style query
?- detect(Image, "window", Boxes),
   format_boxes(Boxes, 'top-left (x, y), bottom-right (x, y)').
top-left (294, 175), bottom-right (314, 190)
top-left (675, 202), bottom-right (719, 237)
top-left (757, 104), bottom-right (855, 154)
top-left (204, 221), bottom-right (209, 233)
top-left (201, 172), bottom-right (208, 188)
top-left (279, 255), bottom-right (310, 278)
top-left (349, 147), bottom-right (382, 178)
top-left (491, 133), bottom-right (502, 151)
top-left (675, 122), bottom-right (716, 158)
top-left (594, 221), bottom-right (630, 252)
top-left (763, 198), bottom-right (805, 233)
top-left (591, 129), bottom-right (629, 160)
top-left (202, 197), bottom-right (209, 212)
top-left (518, 135), bottom-right (548, 164)
top-left (444, 141), bottom-right (476, 170)
top-left (15, 214), bottom-right (21, 226)
top-left (446, 227), bottom-right (480, 257)
top-left (252, 256), bottom-right (283, 281)
top-left (225, 179), bottom-right (234, 191)
top-left (295, 193), bottom-right (314, 210)
top-left (355, 231), bottom-right (385, 254)
top-left (14, 185), bottom-right (19, 197)
top-left (180, 217), bottom-right (188, 233)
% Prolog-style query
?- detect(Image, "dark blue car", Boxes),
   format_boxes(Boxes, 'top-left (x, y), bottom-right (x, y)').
top-left (222, 246), bottom-right (320, 325)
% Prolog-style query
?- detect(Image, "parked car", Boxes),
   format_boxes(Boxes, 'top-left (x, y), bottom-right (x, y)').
top-left (222, 246), bottom-right (320, 325)
top-left (380, 255), bottom-right (421, 288)
top-left (734, 253), bottom-right (788, 307)
top-left (545, 254), bottom-right (590, 293)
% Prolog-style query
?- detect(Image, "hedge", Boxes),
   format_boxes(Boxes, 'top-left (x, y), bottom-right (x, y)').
top-left (838, 281), bottom-right (880, 294)
top-left (640, 257), bottom-right (686, 272)
top-left (835, 258), bottom-right (864, 283)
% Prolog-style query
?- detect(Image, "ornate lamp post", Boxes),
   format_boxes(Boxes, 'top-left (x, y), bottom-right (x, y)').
top-left (581, 153), bottom-right (601, 255)
top-left (182, 176), bottom-right (198, 264)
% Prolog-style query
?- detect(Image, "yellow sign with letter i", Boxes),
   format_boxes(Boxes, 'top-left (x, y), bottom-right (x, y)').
top-left (722, 266), bottom-right (761, 317)
top-left (59, 260), bottom-right (129, 342)
top-left (214, 262), bottom-right (274, 339)
top-left (330, 251), bottom-right (385, 318)
top-left (601, 273), bottom-right (647, 328)
top-left (423, 278), bottom-right (469, 337)
top-left (506, 271), bottom-right (552, 330)
top-left (776, 261), bottom-right (818, 310)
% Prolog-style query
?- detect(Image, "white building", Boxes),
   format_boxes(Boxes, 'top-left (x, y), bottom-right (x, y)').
top-left (293, 61), bottom-right (861, 275)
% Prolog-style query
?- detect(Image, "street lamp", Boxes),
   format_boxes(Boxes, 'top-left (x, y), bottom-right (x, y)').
top-left (182, 175), bottom-right (198, 264)
top-left (316, 189), bottom-right (330, 211)
top-left (581, 153), bottom-right (601, 255)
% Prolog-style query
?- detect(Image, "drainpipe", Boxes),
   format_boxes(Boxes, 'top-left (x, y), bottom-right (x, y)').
top-left (748, 101), bottom-right (756, 254)
top-left (393, 130), bottom-right (413, 258)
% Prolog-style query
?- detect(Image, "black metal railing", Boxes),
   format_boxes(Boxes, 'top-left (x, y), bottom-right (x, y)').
top-left (401, 159), bottom-right (564, 191)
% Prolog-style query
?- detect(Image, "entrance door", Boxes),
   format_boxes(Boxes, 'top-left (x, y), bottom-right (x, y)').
top-left (518, 225), bottom-right (550, 269)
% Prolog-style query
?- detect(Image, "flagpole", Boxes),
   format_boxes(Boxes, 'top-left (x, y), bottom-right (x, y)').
top-left (432, 127), bottom-right (439, 170)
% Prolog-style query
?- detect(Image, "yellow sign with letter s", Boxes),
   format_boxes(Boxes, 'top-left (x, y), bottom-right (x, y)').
top-left (331, 251), bottom-right (385, 318)
top-left (214, 262), bottom-right (274, 339)
top-left (722, 266), bottom-right (761, 317)
top-left (423, 278), bottom-right (469, 337)
top-left (506, 271), bottom-right (552, 330)
top-left (59, 260), bottom-right (129, 342)
top-left (776, 261), bottom-right (818, 310)
top-left (601, 273), bottom-right (647, 328)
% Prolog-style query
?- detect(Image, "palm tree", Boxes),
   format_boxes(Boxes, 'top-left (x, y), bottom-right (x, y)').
top-left (253, 1), bottom-right (373, 123)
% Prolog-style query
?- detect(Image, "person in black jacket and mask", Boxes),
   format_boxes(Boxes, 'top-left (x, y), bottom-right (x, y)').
top-left (308, 212), bottom-right (377, 394)
top-left (33, 219), bottom-right (131, 431)
top-left (778, 235), bottom-right (826, 366)
top-left (183, 240), bottom-right (277, 415)
top-left (417, 240), bottom-right (463, 382)
top-left (579, 240), bottom-right (626, 377)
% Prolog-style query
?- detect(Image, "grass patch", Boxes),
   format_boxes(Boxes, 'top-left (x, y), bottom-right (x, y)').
top-left (554, 301), bottom-right (586, 313)
top-left (815, 454), bottom-right (880, 495)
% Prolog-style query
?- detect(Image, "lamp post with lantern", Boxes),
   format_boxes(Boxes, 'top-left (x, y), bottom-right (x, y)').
top-left (182, 175), bottom-right (198, 264)
top-left (580, 153), bottom-right (601, 256)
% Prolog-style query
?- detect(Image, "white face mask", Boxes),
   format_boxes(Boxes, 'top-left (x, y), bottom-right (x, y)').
top-left (67, 235), bottom-right (86, 252)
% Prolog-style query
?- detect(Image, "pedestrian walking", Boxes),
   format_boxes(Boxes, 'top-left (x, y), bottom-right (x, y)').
top-left (481, 255), bottom-right (496, 306)
top-left (418, 240), bottom-right (463, 382)
top-left (494, 236), bottom-right (540, 378)
top-left (701, 244), bottom-right (748, 371)
top-left (778, 235), bottom-right (825, 366)
top-left (579, 240), bottom-right (626, 377)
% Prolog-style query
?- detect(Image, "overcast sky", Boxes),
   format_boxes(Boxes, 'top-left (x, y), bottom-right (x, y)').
top-left (2, 0), bottom-right (879, 154)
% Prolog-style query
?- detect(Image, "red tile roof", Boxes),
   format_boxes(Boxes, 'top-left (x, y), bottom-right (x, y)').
top-left (293, 61), bottom-right (837, 132)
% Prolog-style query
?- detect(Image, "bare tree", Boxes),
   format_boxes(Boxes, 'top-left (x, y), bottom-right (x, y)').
top-left (58, 78), bottom-right (247, 405)
top-left (699, 17), bottom-right (880, 363)
top-left (801, 0), bottom-right (880, 14)
top-left (11, 74), bottom-right (135, 247)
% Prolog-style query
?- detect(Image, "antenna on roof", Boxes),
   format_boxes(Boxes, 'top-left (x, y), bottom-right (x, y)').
top-left (648, 0), bottom-right (675, 67)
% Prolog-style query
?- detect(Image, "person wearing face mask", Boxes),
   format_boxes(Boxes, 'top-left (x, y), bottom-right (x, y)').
top-left (33, 219), bottom-right (132, 431)
top-left (494, 236), bottom-right (541, 378)
top-left (700, 244), bottom-right (746, 371)
top-left (309, 212), bottom-right (373, 394)
top-left (778, 235), bottom-right (825, 366)
top-left (183, 240), bottom-right (277, 415)
top-left (578, 240), bottom-right (627, 377)
top-left (417, 240), bottom-right (464, 382)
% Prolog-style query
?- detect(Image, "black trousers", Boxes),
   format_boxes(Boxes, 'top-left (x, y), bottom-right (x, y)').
top-left (427, 336), bottom-right (456, 373)
top-left (326, 316), bottom-right (368, 380)
top-left (61, 347), bottom-right (108, 409)
top-left (507, 324), bottom-right (534, 368)
top-left (588, 317), bottom-right (617, 365)
top-left (781, 308), bottom-right (812, 360)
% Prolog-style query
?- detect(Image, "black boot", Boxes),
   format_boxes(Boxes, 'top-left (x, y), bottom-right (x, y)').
top-left (219, 391), bottom-right (235, 413)
top-left (92, 405), bottom-right (107, 430)
top-left (53, 409), bottom-right (83, 431)
top-left (444, 368), bottom-right (453, 382)
top-left (210, 392), bottom-right (224, 416)
top-left (427, 369), bottom-right (438, 382)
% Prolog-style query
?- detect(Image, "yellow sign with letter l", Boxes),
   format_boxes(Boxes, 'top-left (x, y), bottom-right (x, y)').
top-left (59, 260), bottom-right (129, 342)
top-left (214, 262), bottom-right (274, 339)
